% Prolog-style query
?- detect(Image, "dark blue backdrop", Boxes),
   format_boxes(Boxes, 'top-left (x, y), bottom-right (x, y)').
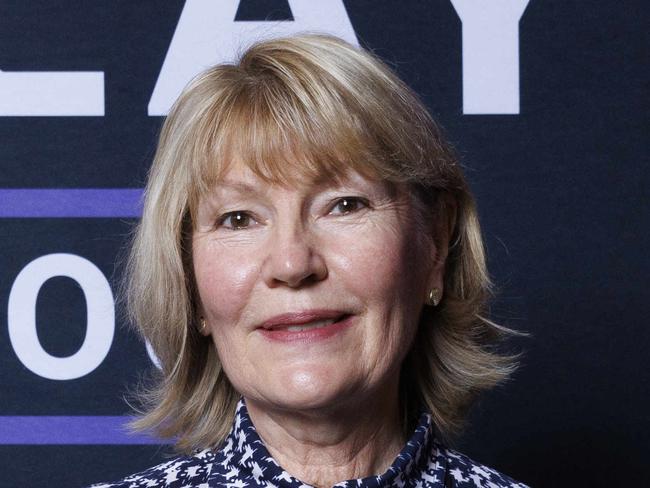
top-left (1, 1), bottom-right (648, 486)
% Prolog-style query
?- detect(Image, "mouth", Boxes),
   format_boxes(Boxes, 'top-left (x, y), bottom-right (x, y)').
top-left (258, 311), bottom-right (353, 343)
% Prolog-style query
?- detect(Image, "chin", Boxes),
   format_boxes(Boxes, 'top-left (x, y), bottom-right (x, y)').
top-left (265, 366), bottom-right (358, 413)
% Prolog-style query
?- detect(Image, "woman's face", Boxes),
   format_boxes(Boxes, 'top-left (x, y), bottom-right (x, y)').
top-left (192, 161), bottom-right (443, 413)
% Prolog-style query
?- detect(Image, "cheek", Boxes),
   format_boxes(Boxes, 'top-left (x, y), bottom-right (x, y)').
top-left (192, 241), bottom-right (259, 325)
top-left (328, 225), bottom-right (424, 304)
top-left (337, 223), bottom-right (427, 339)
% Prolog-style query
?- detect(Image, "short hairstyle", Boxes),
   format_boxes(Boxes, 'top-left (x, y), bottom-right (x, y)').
top-left (124, 32), bottom-right (524, 452)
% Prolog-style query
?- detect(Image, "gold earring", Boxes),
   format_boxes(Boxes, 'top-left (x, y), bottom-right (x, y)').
top-left (427, 288), bottom-right (441, 307)
top-left (199, 317), bottom-right (207, 332)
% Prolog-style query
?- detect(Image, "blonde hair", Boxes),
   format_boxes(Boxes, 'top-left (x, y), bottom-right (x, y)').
top-left (124, 32), bottom-right (525, 452)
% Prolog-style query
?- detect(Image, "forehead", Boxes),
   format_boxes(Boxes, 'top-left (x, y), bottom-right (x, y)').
top-left (187, 137), bottom-right (393, 212)
top-left (206, 159), bottom-right (395, 199)
top-left (216, 133), bottom-right (382, 186)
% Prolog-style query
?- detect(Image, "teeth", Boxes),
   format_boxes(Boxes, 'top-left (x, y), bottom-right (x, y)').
top-left (284, 318), bottom-right (337, 332)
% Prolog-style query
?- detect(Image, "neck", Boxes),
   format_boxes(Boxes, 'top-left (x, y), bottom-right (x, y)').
top-left (245, 383), bottom-right (405, 487)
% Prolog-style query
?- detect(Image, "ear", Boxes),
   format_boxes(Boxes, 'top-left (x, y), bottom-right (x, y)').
top-left (198, 315), bottom-right (212, 336)
top-left (426, 193), bottom-right (457, 295)
top-left (195, 301), bottom-right (211, 337)
top-left (192, 290), bottom-right (210, 337)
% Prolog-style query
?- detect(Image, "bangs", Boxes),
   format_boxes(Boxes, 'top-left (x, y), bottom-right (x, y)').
top-left (184, 67), bottom-right (402, 219)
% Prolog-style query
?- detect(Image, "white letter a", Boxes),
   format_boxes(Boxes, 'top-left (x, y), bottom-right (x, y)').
top-left (149, 0), bottom-right (358, 116)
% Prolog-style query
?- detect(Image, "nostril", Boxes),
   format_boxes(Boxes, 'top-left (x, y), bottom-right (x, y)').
top-left (262, 239), bottom-right (328, 288)
top-left (285, 271), bottom-right (319, 288)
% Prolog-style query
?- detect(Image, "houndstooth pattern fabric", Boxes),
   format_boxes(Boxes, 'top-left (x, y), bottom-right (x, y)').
top-left (89, 399), bottom-right (529, 488)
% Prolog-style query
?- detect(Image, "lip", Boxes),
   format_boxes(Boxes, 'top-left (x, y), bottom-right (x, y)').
top-left (258, 310), bottom-right (354, 343)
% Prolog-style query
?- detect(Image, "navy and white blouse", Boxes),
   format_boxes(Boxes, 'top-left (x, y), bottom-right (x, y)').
top-left (90, 399), bottom-right (529, 488)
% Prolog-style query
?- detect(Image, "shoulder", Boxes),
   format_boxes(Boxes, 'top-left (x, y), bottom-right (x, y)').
top-left (434, 440), bottom-right (530, 488)
top-left (87, 449), bottom-right (216, 488)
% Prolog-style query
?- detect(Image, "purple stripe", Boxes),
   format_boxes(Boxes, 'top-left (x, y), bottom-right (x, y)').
top-left (0, 416), bottom-right (168, 445)
top-left (0, 189), bottom-right (143, 217)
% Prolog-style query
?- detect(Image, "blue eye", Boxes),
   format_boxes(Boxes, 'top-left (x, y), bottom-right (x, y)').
top-left (330, 197), bottom-right (369, 215)
top-left (217, 211), bottom-right (256, 230)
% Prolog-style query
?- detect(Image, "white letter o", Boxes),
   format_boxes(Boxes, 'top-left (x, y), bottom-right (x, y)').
top-left (8, 253), bottom-right (115, 380)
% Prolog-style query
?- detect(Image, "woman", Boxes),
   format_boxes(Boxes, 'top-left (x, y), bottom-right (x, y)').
top-left (91, 33), bottom-right (528, 488)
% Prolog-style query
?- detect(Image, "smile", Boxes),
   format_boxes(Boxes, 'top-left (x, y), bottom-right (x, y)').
top-left (282, 318), bottom-right (339, 332)
top-left (258, 312), bottom-right (354, 343)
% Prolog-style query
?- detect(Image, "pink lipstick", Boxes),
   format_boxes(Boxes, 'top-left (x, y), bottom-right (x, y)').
top-left (258, 310), bottom-right (354, 343)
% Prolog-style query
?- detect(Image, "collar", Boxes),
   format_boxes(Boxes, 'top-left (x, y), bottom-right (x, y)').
top-left (213, 398), bottom-right (448, 488)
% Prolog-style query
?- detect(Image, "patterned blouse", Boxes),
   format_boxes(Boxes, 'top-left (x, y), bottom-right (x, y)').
top-left (90, 399), bottom-right (529, 488)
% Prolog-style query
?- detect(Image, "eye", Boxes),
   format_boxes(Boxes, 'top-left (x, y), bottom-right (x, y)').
top-left (217, 211), bottom-right (257, 230)
top-left (329, 197), bottom-right (369, 215)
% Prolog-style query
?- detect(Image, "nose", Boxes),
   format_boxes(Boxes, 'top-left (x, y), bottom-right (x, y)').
top-left (261, 223), bottom-right (328, 288)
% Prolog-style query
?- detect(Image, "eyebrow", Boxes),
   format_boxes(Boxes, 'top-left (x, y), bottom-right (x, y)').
top-left (212, 174), bottom-right (386, 197)
top-left (214, 178), bottom-right (334, 195)
top-left (213, 180), bottom-right (261, 195)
